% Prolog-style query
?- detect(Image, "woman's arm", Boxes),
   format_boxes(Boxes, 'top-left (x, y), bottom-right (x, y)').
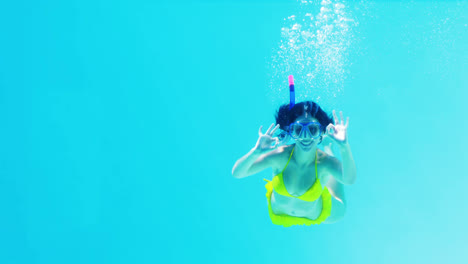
top-left (232, 145), bottom-right (284, 179)
top-left (323, 175), bottom-right (346, 224)
top-left (232, 148), bottom-right (281, 179)
top-left (325, 110), bottom-right (356, 185)
top-left (334, 142), bottom-right (357, 185)
top-left (232, 123), bottom-right (281, 179)
top-left (326, 143), bottom-right (356, 185)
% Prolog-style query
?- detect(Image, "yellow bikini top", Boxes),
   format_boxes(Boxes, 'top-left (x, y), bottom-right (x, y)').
top-left (271, 145), bottom-right (323, 202)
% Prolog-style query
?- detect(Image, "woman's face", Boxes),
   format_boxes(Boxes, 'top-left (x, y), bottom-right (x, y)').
top-left (291, 114), bottom-right (322, 151)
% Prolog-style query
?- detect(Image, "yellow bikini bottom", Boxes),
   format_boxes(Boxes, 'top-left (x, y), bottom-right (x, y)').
top-left (263, 179), bottom-right (332, 227)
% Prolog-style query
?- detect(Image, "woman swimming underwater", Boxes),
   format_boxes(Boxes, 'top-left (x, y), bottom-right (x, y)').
top-left (232, 101), bottom-right (357, 227)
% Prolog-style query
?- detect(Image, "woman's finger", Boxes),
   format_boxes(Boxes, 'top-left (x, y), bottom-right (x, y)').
top-left (327, 124), bottom-right (335, 135)
top-left (340, 111), bottom-right (344, 125)
top-left (345, 117), bottom-right (349, 128)
top-left (271, 138), bottom-right (279, 149)
top-left (265, 123), bottom-right (274, 135)
top-left (332, 110), bottom-right (338, 125)
top-left (270, 124), bottom-right (280, 135)
top-left (258, 125), bottom-right (263, 136)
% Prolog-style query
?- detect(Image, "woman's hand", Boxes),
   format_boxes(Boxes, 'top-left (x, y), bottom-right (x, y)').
top-left (326, 110), bottom-right (349, 146)
top-left (254, 123), bottom-right (280, 154)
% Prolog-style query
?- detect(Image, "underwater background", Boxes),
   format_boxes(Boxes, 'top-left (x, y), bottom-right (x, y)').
top-left (1, 0), bottom-right (467, 263)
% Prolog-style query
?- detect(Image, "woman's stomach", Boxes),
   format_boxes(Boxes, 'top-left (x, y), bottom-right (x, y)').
top-left (271, 189), bottom-right (323, 220)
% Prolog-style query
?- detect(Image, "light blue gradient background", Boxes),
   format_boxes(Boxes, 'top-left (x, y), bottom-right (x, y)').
top-left (1, 1), bottom-right (467, 263)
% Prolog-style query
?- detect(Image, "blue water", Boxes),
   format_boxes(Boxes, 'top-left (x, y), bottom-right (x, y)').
top-left (1, 0), bottom-right (467, 263)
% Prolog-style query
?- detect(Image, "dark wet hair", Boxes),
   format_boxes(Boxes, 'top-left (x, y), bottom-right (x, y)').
top-left (274, 101), bottom-right (333, 133)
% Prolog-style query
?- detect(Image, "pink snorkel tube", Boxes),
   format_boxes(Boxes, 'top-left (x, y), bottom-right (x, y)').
top-left (273, 75), bottom-right (295, 146)
top-left (288, 75), bottom-right (295, 110)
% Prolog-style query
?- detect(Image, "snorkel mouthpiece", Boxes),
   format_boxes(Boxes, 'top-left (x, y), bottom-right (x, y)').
top-left (288, 75), bottom-right (295, 110)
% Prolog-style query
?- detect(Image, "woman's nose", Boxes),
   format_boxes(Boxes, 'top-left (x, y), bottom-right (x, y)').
top-left (300, 128), bottom-right (313, 138)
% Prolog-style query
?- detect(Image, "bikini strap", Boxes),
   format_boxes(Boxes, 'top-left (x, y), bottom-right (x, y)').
top-left (280, 146), bottom-right (295, 174)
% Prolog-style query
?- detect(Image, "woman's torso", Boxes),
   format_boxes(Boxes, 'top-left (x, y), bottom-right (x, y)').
top-left (270, 144), bottom-right (332, 220)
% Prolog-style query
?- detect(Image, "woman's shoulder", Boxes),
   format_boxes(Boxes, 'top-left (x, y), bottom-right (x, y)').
top-left (316, 149), bottom-right (329, 161)
top-left (267, 144), bottom-right (293, 160)
top-left (270, 144), bottom-right (295, 172)
top-left (317, 148), bottom-right (340, 167)
top-left (317, 148), bottom-right (341, 173)
top-left (278, 144), bottom-right (295, 157)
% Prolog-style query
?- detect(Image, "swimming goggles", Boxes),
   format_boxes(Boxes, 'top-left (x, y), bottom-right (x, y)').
top-left (287, 121), bottom-right (323, 139)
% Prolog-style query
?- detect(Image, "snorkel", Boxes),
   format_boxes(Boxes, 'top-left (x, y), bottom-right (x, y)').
top-left (289, 75), bottom-right (295, 110)
top-left (275, 75), bottom-right (296, 146)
